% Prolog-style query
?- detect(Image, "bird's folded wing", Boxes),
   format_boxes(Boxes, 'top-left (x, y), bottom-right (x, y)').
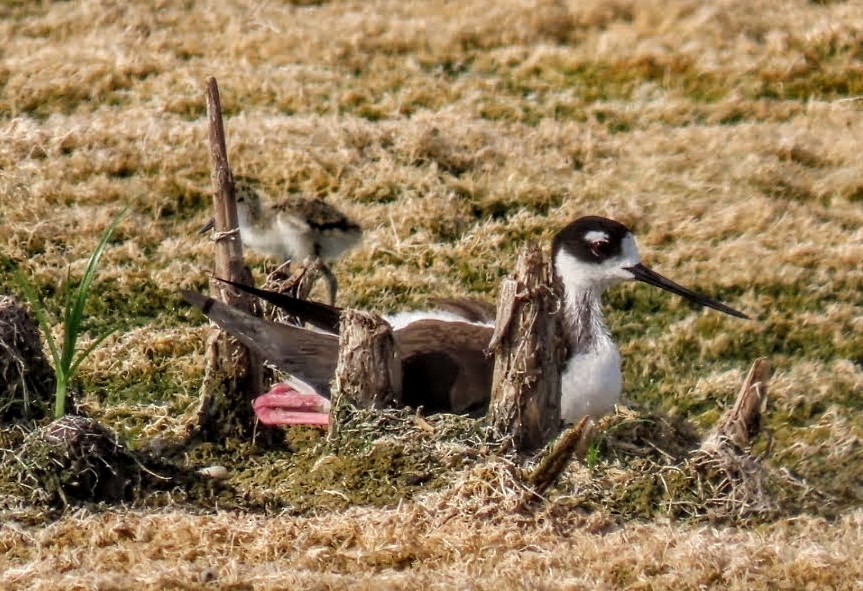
top-left (182, 290), bottom-right (338, 397)
top-left (183, 292), bottom-right (497, 414)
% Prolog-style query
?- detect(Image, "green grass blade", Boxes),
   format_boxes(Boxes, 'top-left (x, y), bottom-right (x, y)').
top-left (60, 208), bottom-right (127, 373)
top-left (59, 265), bottom-right (77, 373)
top-left (22, 207), bottom-right (128, 418)
top-left (13, 268), bottom-right (70, 418)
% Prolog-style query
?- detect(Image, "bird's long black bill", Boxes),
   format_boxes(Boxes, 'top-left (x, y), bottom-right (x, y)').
top-left (626, 263), bottom-right (748, 319)
top-left (197, 218), bottom-right (215, 235)
top-left (214, 277), bottom-right (343, 334)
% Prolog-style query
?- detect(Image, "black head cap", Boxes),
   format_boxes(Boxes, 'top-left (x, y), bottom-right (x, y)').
top-left (552, 216), bottom-right (632, 263)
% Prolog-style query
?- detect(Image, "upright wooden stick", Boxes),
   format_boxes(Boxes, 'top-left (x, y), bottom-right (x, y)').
top-left (196, 77), bottom-right (264, 443)
top-left (206, 78), bottom-right (244, 291)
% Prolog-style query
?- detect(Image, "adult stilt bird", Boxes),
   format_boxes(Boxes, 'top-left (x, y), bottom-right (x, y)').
top-left (184, 216), bottom-right (747, 425)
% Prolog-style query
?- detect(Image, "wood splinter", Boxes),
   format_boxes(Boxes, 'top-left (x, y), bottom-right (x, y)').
top-left (527, 416), bottom-right (596, 494)
top-left (704, 357), bottom-right (771, 451)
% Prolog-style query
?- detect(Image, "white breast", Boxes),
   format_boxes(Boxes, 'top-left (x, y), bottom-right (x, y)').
top-left (238, 216), bottom-right (315, 261)
top-left (552, 245), bottom-right (627, 423)
top-left (560, 338), bottom-right (622, 423)
top-left (274, 215), bottom-right (316, 260)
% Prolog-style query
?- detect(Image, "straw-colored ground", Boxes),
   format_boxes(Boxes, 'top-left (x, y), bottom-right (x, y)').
top-left (1, 0), bottom-right (862, 588)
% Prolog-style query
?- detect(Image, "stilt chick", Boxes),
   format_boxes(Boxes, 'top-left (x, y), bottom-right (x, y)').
top-left (200, 179), bottom-right (362, 305)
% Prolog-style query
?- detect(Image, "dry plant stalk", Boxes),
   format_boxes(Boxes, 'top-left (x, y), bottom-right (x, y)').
top-left (707, 357), bottom-right (771, 450)
top-left (527, 416), bottom-right (595, 494)
top-left (260, 257), bottom-right (324, 324)
top-left (258, 259), bottom-right (324, 389)
top-left (487, 243), bottom-right (564, 452)
top-left (329, 311), bottom-right (403, 438)
top-left (196, 77), bottom-right (264, 443)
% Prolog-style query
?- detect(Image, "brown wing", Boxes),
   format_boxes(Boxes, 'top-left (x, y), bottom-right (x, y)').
top-left (184, 291), bottom-right (496, 415)
top-left (273, 195), bottom-right (360, 232)
top-left (394, 319), bottom-right (494, 414)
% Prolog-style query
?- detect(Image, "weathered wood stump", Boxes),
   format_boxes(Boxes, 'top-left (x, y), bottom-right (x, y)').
top-left (329, 310), bottom-right (403, 439)
top-left (487, 243), bottom-right (565, 452)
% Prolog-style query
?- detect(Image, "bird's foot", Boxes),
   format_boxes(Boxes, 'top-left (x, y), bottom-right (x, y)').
top-left (252, 382), bottom-right (330, 426)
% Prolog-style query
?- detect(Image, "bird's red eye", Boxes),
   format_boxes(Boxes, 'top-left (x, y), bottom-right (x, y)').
top-left (589, 240), bottom-right (612, 258)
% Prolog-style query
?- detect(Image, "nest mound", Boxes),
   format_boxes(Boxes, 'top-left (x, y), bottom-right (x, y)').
top-left (542, 407), bottom-right (816, 524)
top-left (189, 406), bottom-right (498, 514)
top-left (12, 415), bottom-right (142, 507)
top-left (0, 405), bottom-right (817, 525)
top-left (0, 296), bottom-right (56, 422)
top-left (0, 360), bottom-right (821, 525)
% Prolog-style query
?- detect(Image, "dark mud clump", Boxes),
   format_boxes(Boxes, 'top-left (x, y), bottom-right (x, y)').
top-left (0, 296), bottom-right (56, 422)
top-left (14, 415), bottom-right (142, 506)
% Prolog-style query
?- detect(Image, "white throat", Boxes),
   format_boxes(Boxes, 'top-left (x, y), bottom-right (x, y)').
top-left (553, 248), bottom-right (636, 423)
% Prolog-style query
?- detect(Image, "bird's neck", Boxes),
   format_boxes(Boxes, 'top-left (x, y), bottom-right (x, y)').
top-left (560, 285), bottom-right (612, 356)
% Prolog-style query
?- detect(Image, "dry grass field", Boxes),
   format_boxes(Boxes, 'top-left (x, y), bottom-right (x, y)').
top-left (1, 0), bottom-right (862, 588)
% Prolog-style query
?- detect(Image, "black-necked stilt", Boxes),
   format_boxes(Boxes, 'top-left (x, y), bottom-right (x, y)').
top-left (184, 216), bottom-right (747, 425)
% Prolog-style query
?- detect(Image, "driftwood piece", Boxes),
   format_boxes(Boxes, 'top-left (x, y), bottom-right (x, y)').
top-left (706, 357), bottom-right (771, 450)
top-left (487, 243), bottom-right (564, 452)
top-left (527, 416), bottom-right (595, 494)
top-left (329, 311), bottom-right (402, 438)
top-left (196, 77), bottom-right (264, 443)
top-left (333, 310), bottom-right (403, 409)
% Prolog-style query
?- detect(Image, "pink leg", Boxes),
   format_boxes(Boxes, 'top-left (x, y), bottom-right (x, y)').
top-left (252, 382), bottom-right (330, 426)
